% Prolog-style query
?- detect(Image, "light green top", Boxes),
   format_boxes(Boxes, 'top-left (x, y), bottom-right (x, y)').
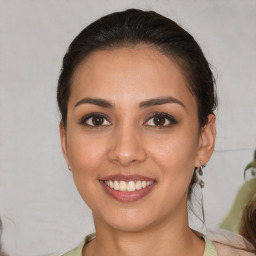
top-left (62, 233), bottom-right (217, 256)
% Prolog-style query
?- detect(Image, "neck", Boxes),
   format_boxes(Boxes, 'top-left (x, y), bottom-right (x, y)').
top-left (84, 211), bottom-right (204, 256)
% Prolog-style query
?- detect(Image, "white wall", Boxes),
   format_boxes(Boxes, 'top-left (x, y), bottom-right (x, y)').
top-left (0, 0), bottom-right (255, 255)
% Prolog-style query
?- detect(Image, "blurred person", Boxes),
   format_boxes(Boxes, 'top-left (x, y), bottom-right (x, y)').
top-left (239, 193), bottom-right (256, 248)
top-left (220, 150), bottom-right (256, 233)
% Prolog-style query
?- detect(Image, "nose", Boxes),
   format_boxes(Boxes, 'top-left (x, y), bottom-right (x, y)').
top-left (107, 125), bottom-right (147, 167)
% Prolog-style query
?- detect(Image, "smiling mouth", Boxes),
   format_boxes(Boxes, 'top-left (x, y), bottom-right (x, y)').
top-left (100, 175), bottom-right (156, 202)
top-left (103, 180), bottom-right (154, 192)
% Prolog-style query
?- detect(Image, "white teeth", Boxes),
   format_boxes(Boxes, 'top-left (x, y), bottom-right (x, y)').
top-left (147, 181), bottom-right (153, 186)
top-left (119, 181), bottom-right (126, 192)
top-left (104, 180), bottom-right (154, 192)
top-left (109, 181), bottom-right (114, 189)
top-left (127, 181), bottom-right (136, 192)
top-left (135, 180), bottom-right (142, 190)
top-left (114, 180), bottom-right (119, 190)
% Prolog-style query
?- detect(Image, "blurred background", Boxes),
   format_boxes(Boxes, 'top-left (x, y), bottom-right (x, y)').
top-left (0, 0), bottom-right (255, 255)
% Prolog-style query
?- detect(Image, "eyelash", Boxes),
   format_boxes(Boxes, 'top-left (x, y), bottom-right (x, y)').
top-left (79, 112), bottom-right (111, 127)
top-left (144, 112), bottom-right (177, 127)
top-left (79, 112), bottom-right (177, 128)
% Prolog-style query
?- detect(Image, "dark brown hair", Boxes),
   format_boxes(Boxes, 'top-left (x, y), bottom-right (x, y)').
top-left (57, 9), bottom-right (217, 128)
top-left (239, 194), bottom-right (256, 248)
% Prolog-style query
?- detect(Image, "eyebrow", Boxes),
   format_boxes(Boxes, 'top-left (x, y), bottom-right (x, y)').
top-left (74, 96), bottom-right (185, 110)
top-left (139, 97), bottom-right (186, 109)
top-left (74, 98), bottom-right (114, 109)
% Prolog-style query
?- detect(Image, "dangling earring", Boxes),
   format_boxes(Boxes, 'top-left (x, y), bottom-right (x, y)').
top-left (68, 166), bottom-right (71, 171)
top-left (198, 160), bottom-right (206, 188)
top-left (198, 160), bottom-right (206, 176)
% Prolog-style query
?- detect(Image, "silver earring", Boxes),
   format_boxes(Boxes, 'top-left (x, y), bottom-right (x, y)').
top-left (198, 161), bottom-right (206, 188)
top-left (68, 166), bottom-right (71, 171)
top-left (198, 160), bottom-right (206, 176)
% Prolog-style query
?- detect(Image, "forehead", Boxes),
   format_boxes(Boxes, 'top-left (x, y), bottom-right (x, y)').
top-left (70, 46), bottom-right (196, 108)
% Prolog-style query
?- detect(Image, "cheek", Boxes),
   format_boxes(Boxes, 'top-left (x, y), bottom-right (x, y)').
top-left (67, 132), bottom-right (108, 185)
top-left (147, 131), bottom-right (199, 180)
top-left (66, 133), bottom-right (108, 208)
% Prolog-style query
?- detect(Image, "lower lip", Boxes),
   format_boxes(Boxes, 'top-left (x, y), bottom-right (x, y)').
top-left (100, 181), bottom-right (156, 202)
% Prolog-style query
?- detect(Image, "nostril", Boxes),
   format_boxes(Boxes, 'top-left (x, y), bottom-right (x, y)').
top-left (106, 129), bottom-right (147, 165)
top-left (107, 145), bottom-right (147, 166)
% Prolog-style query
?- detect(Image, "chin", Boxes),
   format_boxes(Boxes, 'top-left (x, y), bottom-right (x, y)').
top-left (108, 218), bottom-right (156, 233)
top-left (94, 207), bottom-right (161, 233)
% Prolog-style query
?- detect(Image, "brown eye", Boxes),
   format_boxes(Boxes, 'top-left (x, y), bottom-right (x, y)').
top-left (153, 116), bottom-right (166, 126)
top-left (81, 113), bottom-right (111, 127)
top-left (144, 113), bottom-right (177, 127)
top-left (92, 116), bottom-right (104, 126)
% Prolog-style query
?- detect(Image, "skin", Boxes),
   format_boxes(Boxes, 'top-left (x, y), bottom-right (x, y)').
top-left (60, 45), bottom-right (216, 256)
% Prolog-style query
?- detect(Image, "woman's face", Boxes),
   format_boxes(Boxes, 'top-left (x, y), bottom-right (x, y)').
top-left (60, 46), bottom-right (215, 232)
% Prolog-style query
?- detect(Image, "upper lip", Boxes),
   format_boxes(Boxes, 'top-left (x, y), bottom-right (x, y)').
top-left (100, 174), bottom-right (156, 182)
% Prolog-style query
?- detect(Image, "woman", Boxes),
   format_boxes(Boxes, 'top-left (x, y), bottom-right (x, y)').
top-left (57, 9), bottom-right (255, 256)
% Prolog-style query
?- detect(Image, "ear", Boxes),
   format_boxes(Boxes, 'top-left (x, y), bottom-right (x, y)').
top-left (195, 114), bottom-right (216, 167)
top-left (59, 122), bottom-right (70, 167)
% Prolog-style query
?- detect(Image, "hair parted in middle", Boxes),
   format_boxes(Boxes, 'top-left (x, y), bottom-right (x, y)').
top-left (57, 8), bottom-right (217, 129)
